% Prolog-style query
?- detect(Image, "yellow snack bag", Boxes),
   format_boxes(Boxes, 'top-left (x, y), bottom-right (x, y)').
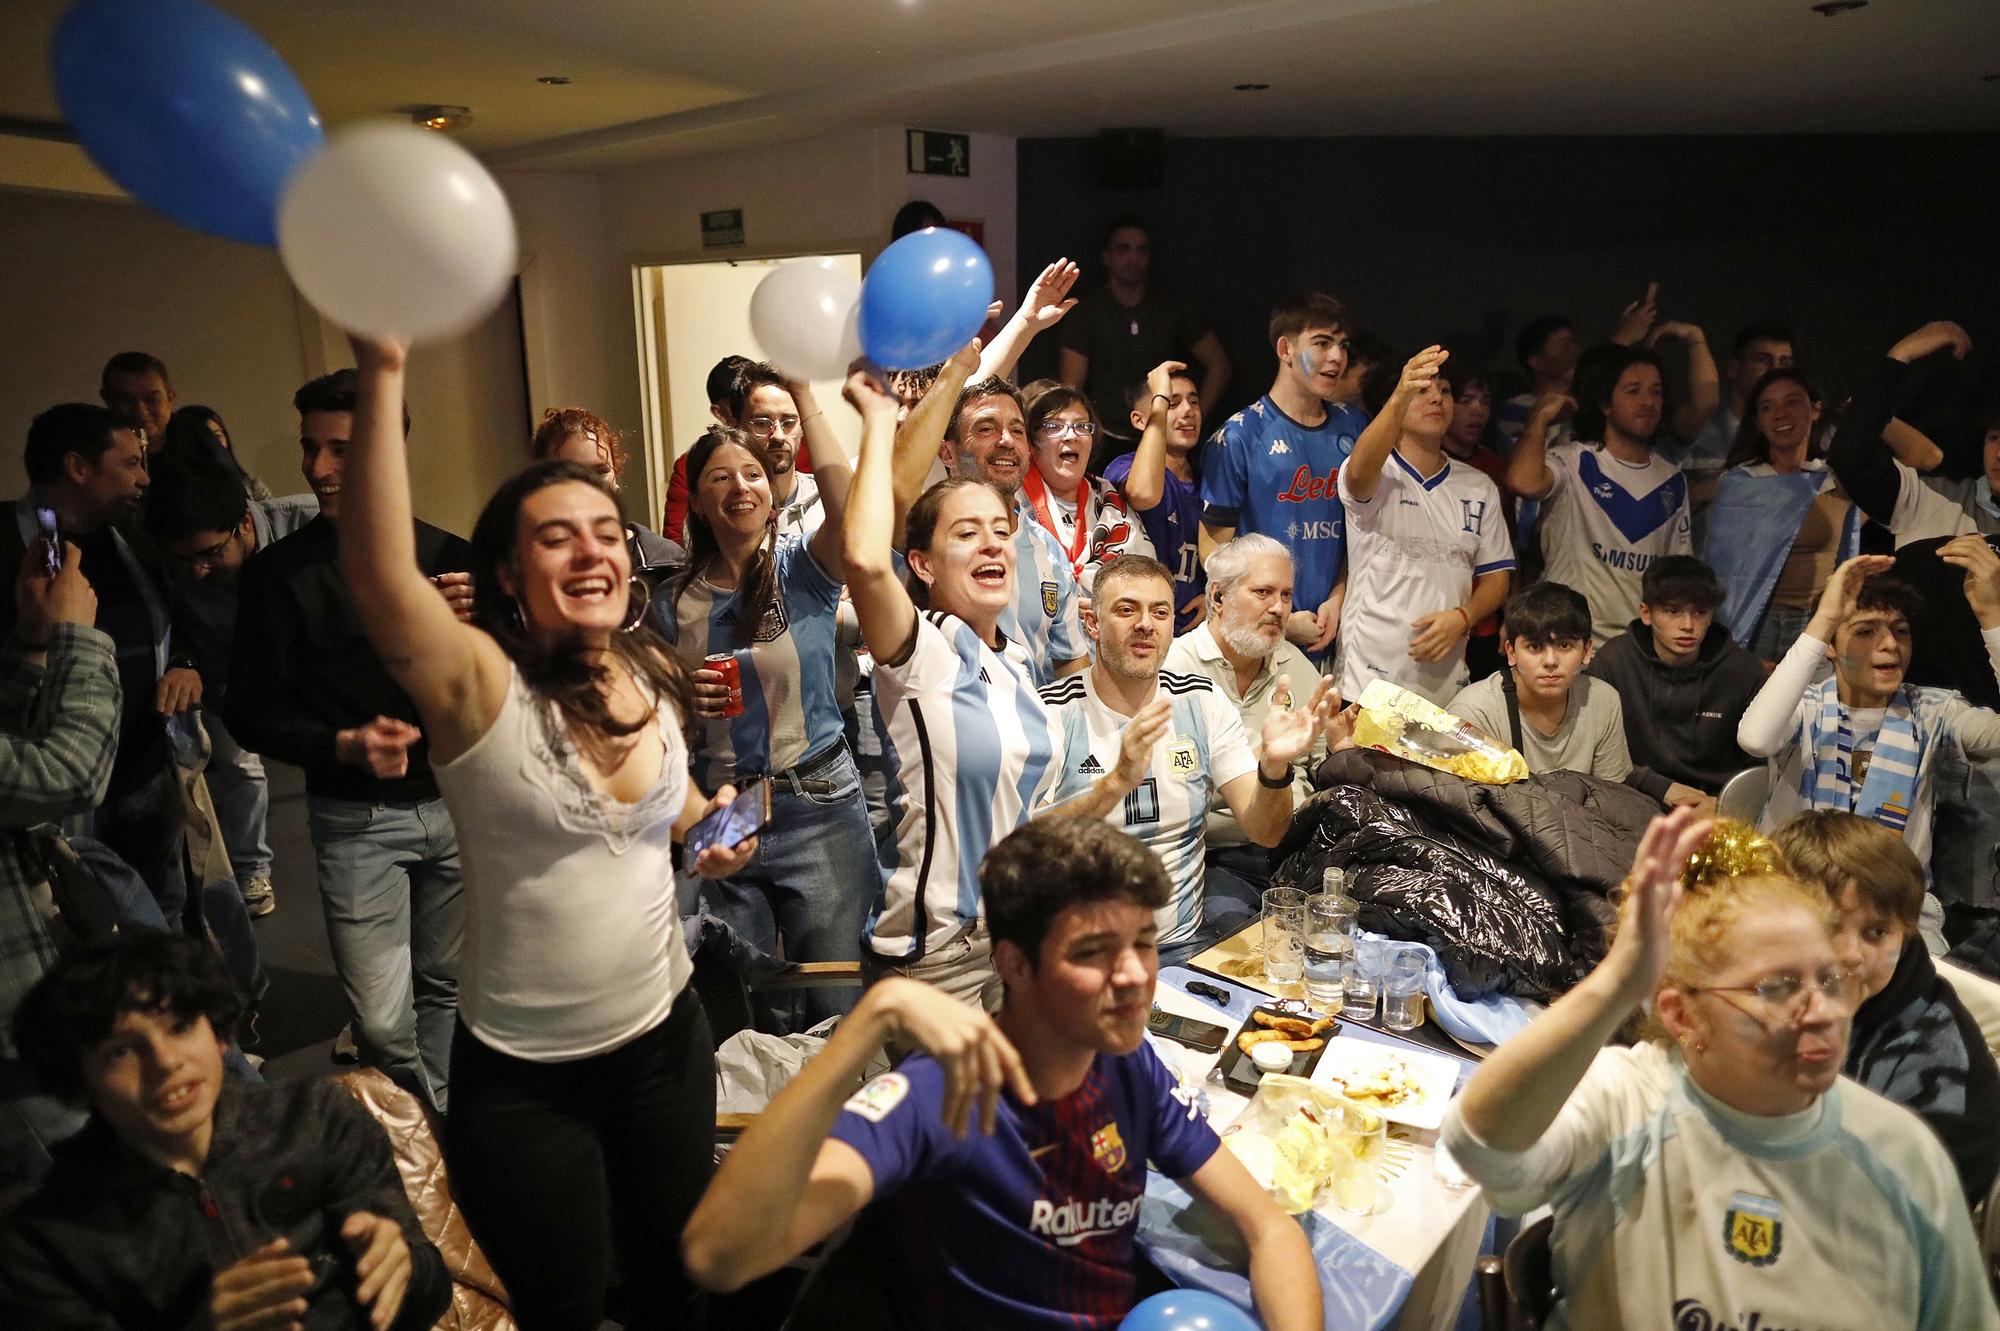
top-left (1350, 680), bottom-right (1527, 785)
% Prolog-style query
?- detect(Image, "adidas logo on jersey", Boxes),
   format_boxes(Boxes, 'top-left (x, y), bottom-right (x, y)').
top-left (1078, 754), bottom-right (1105, 775)
top-left (1268, 439), bottom-right (1291, 455)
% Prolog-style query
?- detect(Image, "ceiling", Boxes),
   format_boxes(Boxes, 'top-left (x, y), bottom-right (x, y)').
top-left (2, 0), bottom-right (1994, 172)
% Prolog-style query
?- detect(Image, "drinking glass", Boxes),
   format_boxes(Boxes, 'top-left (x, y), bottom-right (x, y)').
top-left (1342, 935), bottom-right (1383, 1020)
top-left (1381, 942), bottom-right (1428, 1031)
top-left (1261, 887), bottom-right (1307, 985)
top-left (1303, 894), bottom-right (1355, 1009)
top-left (1328, 1099), bottom-right (1391, 1216)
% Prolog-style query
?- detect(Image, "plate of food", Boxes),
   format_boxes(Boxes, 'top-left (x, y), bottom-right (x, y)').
top-left (1215, 1004), bottom-right (1337, 1096)
top-left (1308, 1035), bottom-right (1462, 1130)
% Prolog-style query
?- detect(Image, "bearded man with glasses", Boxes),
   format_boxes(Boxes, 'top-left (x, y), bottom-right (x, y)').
top-left (729, 362), bottom-right (825, 538)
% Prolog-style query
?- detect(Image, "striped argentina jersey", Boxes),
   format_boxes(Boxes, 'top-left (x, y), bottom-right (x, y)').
top-left (867, 611), bottom-right (1060, 961)
top-left (1006, 494), bottom-right (1089, 686)
top-left (1038, 670), bottom-right (1258, 947)
top-left (659, 535), bottom-right (845, 791)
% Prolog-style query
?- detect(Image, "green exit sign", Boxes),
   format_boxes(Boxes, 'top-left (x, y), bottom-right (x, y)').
top-left (907, 129), bottom-right (970, 177)
top-left (701, 208), bottom-right (744, 248)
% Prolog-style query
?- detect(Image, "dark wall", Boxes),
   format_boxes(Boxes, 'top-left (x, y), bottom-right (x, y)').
top-left (1016, 134), bottom-right (1999, 455)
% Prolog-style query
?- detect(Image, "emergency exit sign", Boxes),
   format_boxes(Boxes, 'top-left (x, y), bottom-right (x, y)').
top-left (701, 208), bottom-right (744, 248)
top-left (907, 129), bottom-right (970, 177)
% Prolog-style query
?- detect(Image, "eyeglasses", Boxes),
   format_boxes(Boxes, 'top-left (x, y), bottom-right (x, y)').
top-left (1683, 966), bottom-right (1863, 1022)
top-left (744, 414), bottom-right (802, 438)
top-left (174, 533), bottom-right (235, 569)
top-left (1036, 420), bottom-right (1097, 440)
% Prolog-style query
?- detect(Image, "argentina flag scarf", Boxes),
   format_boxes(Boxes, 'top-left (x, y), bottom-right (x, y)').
top-left (1802, 676), bottom-right (1924, 834)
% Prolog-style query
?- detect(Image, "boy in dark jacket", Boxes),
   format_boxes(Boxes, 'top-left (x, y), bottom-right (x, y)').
top-left (1774, 810), bottom-right (2000, 1208)
top-left (1587, 556), bottom-right (1767, 809)
top-left (0, 933), bottom-right (449, 1330)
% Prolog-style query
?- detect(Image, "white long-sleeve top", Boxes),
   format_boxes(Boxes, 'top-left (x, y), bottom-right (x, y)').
top-left (1736, 625), bottom-right (2000, 869)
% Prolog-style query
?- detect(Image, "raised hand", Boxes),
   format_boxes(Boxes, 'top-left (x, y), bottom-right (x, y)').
top-left (1394, 345), bottom-right (1449, 399)
top-left (1604, 807), bottom-right (1712, 1000)
top-left (1888, 320), bottom-right (1972, 364)
top-left (1019, 258), bottom-right (1081, 331)
top-left (1146, 359), bottom-right (1188, 406)
top-left (1612, 281), bottom-right (1659, 345)
top-left (345, 333), bottom-right (411, 372)
top-left (1808, 553), bottom-right (1897, 635)
top-left (1939, 533), bottom-right (2000, 627)
top-left (1530, 391), bottom-right (1576, 429)
top-left (842, 366), bottom-right (900, 419)
top-left (868, 977), bottom-right (1036, 1136)
top-left (1261, 676), bottom-right (1338, 767)
top-left (1114, 697), bottom-right (1173, 791)
top-left (1645, 321), bottom-right (1705, 347)
top-left (15, 541), bottom-right (94, 648)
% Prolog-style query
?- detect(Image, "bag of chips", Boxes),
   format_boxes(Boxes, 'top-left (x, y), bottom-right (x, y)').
top-left (1350, 680), bottom-right (1527, 785)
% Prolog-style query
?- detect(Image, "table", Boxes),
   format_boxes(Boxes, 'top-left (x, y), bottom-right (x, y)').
top-left (1145, 965), bottom-right (1489, 1331)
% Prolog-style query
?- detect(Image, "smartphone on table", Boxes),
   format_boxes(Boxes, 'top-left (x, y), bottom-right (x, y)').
top-left (1147, 1006), bottom-right (1228, 1054)
top-left (684, 779), bottom-right (771, 863)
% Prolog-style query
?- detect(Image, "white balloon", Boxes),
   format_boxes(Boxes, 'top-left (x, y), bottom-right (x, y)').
top-left (750, 258), bottom-right (863, 381)
top-left (278, 121), bottom-right (517, 343)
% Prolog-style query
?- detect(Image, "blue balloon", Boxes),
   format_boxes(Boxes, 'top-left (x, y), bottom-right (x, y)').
top-left (51, 0), bottom-right (324, 247)
top-left (1119, 1289), bottom-right (1260, 1331)
top-left (857, 227), bottom-right (995, 370)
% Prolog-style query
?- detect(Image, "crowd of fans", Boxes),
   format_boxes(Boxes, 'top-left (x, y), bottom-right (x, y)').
top-left (0, 208), bottom-right (1997, 1329)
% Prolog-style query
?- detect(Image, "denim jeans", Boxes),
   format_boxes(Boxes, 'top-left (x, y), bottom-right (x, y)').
top-left (688, 746), bottom-right (874, 1029)
top-left (204, 711), bottom-right (272, 882)
top-left (80, 762), bottom-right (187, 929)
top-left (306, 795), bottom-right (463, 1114)
top-left (1932, 746), bottom-right (2000, 910)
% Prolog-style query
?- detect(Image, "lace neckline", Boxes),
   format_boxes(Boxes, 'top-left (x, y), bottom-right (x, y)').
top-left (518, 674), bottom-right (684, 855)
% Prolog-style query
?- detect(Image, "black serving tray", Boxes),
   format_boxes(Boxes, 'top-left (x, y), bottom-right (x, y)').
top-left (1216, 1002), bottom-right (1339, 1096)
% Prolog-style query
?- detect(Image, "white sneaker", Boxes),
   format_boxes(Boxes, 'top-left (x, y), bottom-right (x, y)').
top-left (241, 875), bottom-right (276, 918)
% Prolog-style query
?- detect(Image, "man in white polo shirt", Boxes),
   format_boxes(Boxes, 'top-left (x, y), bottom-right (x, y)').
top-left (1505, 344), bottom-right (1693, 645)
top-left (1038, 555), bottom-right (1336, 962)
top-left (1165, 534), bottom-right (1329, 922)
top-left (1335, 345), bottom-right (1514, 705)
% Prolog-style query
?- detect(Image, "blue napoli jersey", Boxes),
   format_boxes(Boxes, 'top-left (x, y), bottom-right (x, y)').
top-left (830, 1044), bottom-right (1220, 1331)
top-left (1200, 395), bottom-right (1368, 609)
top-left (658, 535), bottom-right (846, 789)
top-left (1103, 451), bottom-right (1205, 633)
top-left (1004, 501), bottom-right (1088, 685)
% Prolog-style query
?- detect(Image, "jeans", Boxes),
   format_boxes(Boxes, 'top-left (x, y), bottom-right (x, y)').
top-left (204, 711), bottom-right (273, 882)
top-left (447, 991), bottom-right (715, 1331)
top-left (1751, 602), bottom-right (1818, 668)
top-left (863, 921), bottom-right (1002, 1013)
top-left (1157, 843), bottom-right (1274, 968)
top-left (82, 762), bottom-right (187, 928)
top-left (1933, 745), bottom-right (2000, 909)
top-left (306, 795), bottom-right (462, 1114)
top-left (688, 746), bottom-right (874, 1028)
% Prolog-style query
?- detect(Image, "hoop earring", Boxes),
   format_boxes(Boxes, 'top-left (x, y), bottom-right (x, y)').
top-left (620, 575), bottom-right (652, 633)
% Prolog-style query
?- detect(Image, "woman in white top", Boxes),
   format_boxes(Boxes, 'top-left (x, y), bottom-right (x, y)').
top-left (1441, 810), bottom-right (1999, 1330)
top-left (338, 336), bottom-right (754, 1330)
top-left (845, 350), bottom-right (1157, 1010)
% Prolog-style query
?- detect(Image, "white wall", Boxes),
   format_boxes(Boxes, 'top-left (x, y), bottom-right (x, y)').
top-left (0, 187), bottom-right (527, 535)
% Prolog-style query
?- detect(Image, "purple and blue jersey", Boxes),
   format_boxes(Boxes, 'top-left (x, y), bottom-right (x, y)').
top-left (1104, 451), bottom-right (1205, 632)
top-left (830, 1044), bottom-right (1219, 1330)
top-left (1199, 394), bottom-right (1368, 612)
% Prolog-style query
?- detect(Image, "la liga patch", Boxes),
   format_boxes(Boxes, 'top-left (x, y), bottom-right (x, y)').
top-left (843, 1072), bottom-right (910, 1123)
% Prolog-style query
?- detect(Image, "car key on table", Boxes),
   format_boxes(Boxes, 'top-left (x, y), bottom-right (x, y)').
top-left (1185, 980), bottom-right (1232, 1008)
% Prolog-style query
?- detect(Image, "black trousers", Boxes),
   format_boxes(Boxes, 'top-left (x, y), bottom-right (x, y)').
top-left (446, 989), bottom-right (716, 1331)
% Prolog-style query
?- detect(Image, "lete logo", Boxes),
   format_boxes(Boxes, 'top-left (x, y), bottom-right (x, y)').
top-left (1276, 464), bottom-right (1340, 503)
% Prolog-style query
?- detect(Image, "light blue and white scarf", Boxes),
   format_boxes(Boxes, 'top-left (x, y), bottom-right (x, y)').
top-left (1802, 675), bottom-right (1925, 835)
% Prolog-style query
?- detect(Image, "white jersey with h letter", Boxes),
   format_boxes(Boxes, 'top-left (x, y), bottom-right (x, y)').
top-left (1336, 451), bottom-right (1515, 705)
top-left (1037, 670), bottom-right (1258, 947)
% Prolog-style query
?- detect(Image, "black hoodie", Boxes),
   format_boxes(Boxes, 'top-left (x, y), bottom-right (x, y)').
top-left (1586, 619), bottom-right (1768, 798)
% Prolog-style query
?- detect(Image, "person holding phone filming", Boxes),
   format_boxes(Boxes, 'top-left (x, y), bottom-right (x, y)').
top-left (661, 372), bottom-right (872, 1028)
top-left (335, 333), bottom-right (755, 1329)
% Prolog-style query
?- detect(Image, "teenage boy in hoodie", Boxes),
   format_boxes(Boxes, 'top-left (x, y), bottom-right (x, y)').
top-left (1587, 556), bottom-right (1766, 812)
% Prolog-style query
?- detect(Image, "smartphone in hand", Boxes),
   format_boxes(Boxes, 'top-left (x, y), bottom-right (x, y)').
top-left (684, 779), bottom-right (771, 863)
top-left (34, 508), bottom-right (60, 577)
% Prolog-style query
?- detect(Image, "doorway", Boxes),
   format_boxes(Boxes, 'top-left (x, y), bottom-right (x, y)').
top-left (633, 254), bottom-right (865, 527)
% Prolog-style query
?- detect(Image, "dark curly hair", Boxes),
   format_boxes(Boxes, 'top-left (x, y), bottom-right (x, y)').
top-left (469, 459), bottom-right (692, 741)
top-left (15, 933), bottom-right (242, 1101)
top-left (982, 817), bottom-right (1169, 967)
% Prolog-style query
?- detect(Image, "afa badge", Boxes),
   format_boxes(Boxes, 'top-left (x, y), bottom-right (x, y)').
top-left (1722, 1192), bottom-right (1781, 1267)
top-left (1090, 1122), bottom-right (1127, 1174)
top-left (1041, 580), bottom-right (1059, 618)
top-left (1166, 737), bottom-right (1200, 780)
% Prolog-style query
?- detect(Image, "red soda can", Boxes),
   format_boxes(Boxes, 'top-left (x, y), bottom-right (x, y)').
top-left (704, 652), bottom-right (745, 718)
